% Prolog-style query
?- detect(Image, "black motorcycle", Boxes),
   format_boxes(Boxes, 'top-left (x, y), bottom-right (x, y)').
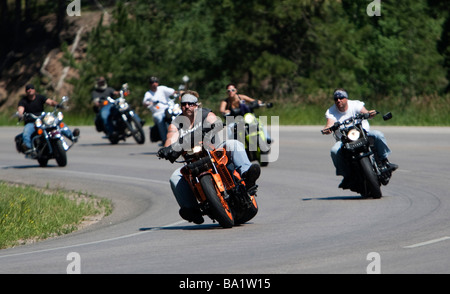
top-left (96, 83), bottom-right (145, 144)
top-left (15, 96), bottom-right (75, 167)
top-left (322, 111), bottom-right (394, 198)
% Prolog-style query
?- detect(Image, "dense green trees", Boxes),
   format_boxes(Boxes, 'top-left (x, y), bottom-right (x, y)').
top-left (68, 0), bottom-right (448, 113)
top-left (2, 0), bottom-right (449, 118)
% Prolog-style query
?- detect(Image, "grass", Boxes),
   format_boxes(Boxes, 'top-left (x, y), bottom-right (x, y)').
top-left (0, 182), bottom-right (112, 249)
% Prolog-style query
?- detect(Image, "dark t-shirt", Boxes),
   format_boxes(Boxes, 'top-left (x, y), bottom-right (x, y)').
top-left (91, 87), bottom-right (116, 101)
top-left (18, 94), bottom-right (48, 123)
top-left (172, 108), bottom-right (219, 148)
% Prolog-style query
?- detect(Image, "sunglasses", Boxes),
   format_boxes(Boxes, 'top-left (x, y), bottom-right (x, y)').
top-left (334, 97), bottom-right (346, 101)
top-left (181, 102), bottom-right (197, 107)
top-left (227, 88), bottom-right (236, 93)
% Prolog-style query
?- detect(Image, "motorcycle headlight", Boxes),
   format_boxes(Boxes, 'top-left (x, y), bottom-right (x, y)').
top-left (192, 145), bottom-right (202, 154)
top-left (118, 100), bottom-right (129, 110)
top-left (43, 113), bottom-right (55, 126)
top-left (244, 113), bottom-right (256, 124)
top-left (57, 112), bottom-right (64, 121)
top-left (35, 118), bottom-right (42, 128)
top-left (187, 145), bottom-right (202, 155)
top-left (347, 129), bottom-right (360, 141)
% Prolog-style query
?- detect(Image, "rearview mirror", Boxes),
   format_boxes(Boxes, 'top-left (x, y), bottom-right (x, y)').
top-left (383, 112), bottom-right (392, 121)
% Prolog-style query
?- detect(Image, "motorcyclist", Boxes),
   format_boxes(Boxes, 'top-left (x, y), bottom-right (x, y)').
top-left (17, 84), bottom-right (80, 153)
top-left (158, 90), bottom-right (261, 224)
top-left (219, 83), bottom-right (271, 143)
top-left (322, 88), bottom-right (398, 188)
top-left (143, 76), bottom-right (177, 144)
top-left (91, 77), bottom-right (119, 138)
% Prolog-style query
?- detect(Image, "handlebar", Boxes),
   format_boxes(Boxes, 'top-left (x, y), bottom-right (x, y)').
top-left (321, 111), bottom-right (381, 135)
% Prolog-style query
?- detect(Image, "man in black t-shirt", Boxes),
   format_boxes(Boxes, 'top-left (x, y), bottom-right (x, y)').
top-left (91, 77), bottom-right (119, 136)
top-left (17, 84), bottom-right (79, 152)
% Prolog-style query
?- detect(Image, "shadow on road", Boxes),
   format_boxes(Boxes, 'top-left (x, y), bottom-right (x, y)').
top-left (302, 195), bottom-right (364, 201)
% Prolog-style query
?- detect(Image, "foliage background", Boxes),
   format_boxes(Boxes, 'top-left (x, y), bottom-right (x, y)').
top-left (1, 0), bottom-right (450, 125)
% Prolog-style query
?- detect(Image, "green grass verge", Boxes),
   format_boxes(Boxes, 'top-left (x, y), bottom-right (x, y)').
top-left (0, 181), bottom-right (112, 249)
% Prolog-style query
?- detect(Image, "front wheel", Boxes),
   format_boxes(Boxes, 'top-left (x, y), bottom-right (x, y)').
top-left (129, 115), bottom-right (145, 144)
top-left (200, 174), bottom-right (234, 228)
top-left (359, 156), bottom-right (381, 199)
top-left (53, 140), bottom-right (67, 167)
top-left (235, 195), bottom-right (258, 224)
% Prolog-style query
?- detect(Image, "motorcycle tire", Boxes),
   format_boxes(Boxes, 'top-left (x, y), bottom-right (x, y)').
top-left (38, 156), bottom-right (49, 167)
top-left (359, 156), bottom-right (382, 199)
top-left (53, 140), bottom-right (67, 167)
top-left (235, 195), bottom-right (258, 225)
top-left (130, 116), bottom-right (145, 144)
top-left (200, 174), bottom-right (234, 228)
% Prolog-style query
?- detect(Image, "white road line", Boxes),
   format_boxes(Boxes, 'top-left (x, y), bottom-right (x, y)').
top-left (403, 236), bottom-right (450, 249)
top-left (0, 220), bottom-right (187, 259)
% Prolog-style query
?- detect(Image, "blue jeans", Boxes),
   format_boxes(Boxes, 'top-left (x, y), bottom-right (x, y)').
top-left (100, 104), bottom-right (114, 135)
top-left (22, 122), bottom-right (36, 148)
top-left (330, 130), bottom-right (391, 178)
top-left (169, 139), bottom-right (252, 209)
top-left (152, 111), bottom-right (168, 143)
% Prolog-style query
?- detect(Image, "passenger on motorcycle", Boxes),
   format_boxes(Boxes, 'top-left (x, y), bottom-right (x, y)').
top-left (91, 77), bottom-right (119, 138)
top-left (219, 83), bottom-right (271, 142)
top-left (143, 76), bottom-right (177, 143)
top-left (322, 88), bottom-right (398, 189)
top-left (158, 90), bottom-right (261, 224)
top-left (17, 84), bottom-right (80, 153)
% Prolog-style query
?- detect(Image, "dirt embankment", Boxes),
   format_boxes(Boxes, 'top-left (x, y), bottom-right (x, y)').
top-left (0, 10), bottom-right (109, 111)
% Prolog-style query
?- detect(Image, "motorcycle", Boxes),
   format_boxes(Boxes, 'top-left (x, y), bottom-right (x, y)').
top-left (96, 83), bottom-right (145, 144)
top-left (321, 111), bottom-right (394, 198)
top-left (158, 142), bottom-right (259, 228)
top-left (149, 85), bottom-right (183, 144)
top-left (225, 101), bottom-right (273, 167)
top-left (14, 96), bottom-right (74, 167)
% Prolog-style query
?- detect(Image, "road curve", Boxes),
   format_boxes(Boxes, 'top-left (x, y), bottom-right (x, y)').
top-left (0, 125), bottom-right (450, 274)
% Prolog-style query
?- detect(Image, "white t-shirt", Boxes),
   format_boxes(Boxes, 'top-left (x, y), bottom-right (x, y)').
top-left (325, 100), bottom-right (370, 138)
top-left (143, 85), bottom-right (175, 114)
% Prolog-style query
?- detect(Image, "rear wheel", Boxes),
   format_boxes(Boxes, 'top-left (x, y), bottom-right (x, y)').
top-left (359, 156), bottom-right (381, 198)
top-left (200, 174), bottom-right (234, 228)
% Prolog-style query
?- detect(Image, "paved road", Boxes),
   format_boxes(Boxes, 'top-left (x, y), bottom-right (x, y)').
top-left (0, 125), bottom-right (449, 274)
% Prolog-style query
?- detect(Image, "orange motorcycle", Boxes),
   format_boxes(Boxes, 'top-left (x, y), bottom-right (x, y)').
top-left (160, 142), bottom-right (258, 228)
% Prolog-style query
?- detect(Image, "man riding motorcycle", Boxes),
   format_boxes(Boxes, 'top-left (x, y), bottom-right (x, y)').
top-left (18, 84), bottom-right (79, 154)
top-left (322, 88), bottom-right (398, 189)
top-left (91, 77), bottom-right (119, 138)
top-left (143, 76), bottom-right (178, 144)
top-left (158, 90), bottom-right (261, 224)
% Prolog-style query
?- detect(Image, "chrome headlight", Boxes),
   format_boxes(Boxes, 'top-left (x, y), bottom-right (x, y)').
top-left (35, 118), bottom-right (42, 128)
top-left (187, 145), bottom-right (202, 155)
top-left (347, 129), bottom-right (360, 141)
top-left (244, 113), bottom-right (256, 124)
top-left (117, 98), bottom-right (129, 110)
top-left (192, 145), bottom-right (202, 154)
top-left (43, 113), bottom-right (56, 126)
top-left (57, 112), bottom-right (64, 121)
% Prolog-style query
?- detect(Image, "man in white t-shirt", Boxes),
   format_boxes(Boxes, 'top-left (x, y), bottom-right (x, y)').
top-left (322, 88), bottom-right (397, 188)
top-left (143, 76), bottom-right (176, 143)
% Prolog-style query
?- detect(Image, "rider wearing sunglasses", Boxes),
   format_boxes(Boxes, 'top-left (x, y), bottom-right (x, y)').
top-left (158, 90), bottom-right (261, 224)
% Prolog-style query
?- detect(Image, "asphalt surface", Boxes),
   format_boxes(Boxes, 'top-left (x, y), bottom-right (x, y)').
top-left (0, 125), bottom-right (450, 274)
